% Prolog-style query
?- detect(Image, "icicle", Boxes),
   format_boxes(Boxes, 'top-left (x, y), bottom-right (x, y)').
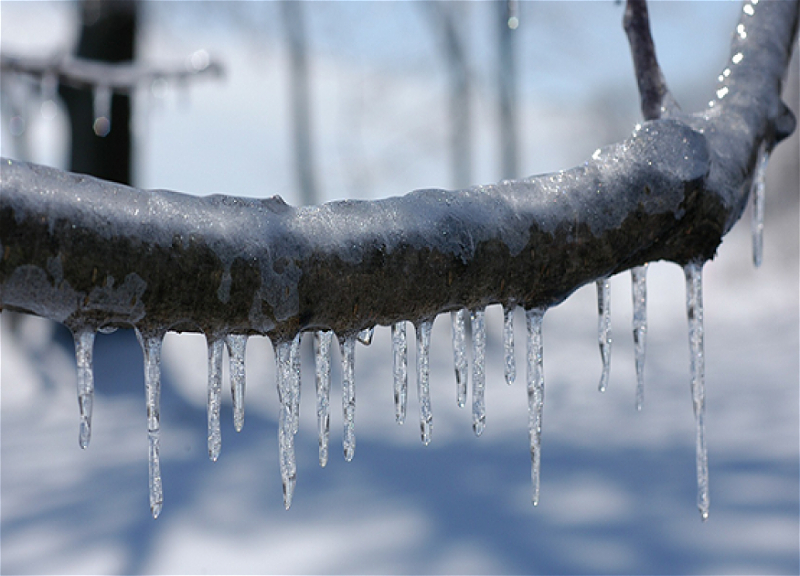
top-left (751, 143), bottom-right (770, 268)
top-left (72, 328), bottom-right (96, 449)
top-left (206, 336), bottom-right (224, 462)
top-left (135, 328), bottom-right (165, 519)
top-left (471, 308), bottom-right (486, 436)
top-left (416, 319), bottom-right (434, 445)
top-left (275, 339), bottom-right (297, 509)
top-left (392, 321), bottom-right (408, 425)
top-left (503, 304), bottom-right (516, 385)
top-left (357, 326), bottom-right (375, 346)
top-left (596, 278), bottom-right (612, 393)
top-left (225, 334), bottom-right (247, 433)
top-left (314, 331), bottom-right (332, 467)
top-left (684, 262), bottom-right (710, 521)
top-left (92, 85), bottom-right (112, 137)
top-left (340, 335), bottom-right (357, 461)
top-left (526, 308), bottom-right (546, 506)
top-left (290, 333), bottom-right (302, 435)
top-left (631, 265), bottom-right (648, 411)
top-left (451, 309), bottom-right (468, 408)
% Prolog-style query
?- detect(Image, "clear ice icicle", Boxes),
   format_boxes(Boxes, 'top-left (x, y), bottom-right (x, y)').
top-left (471, 308), bottom-right (486, 436)
top-left (72, 328), bottom-right (96, 449)
top-left (225, 334), bottom-right (247, 433)
top-left (392, 322), bottom-right (408, 425)
top-left (135, 328), bottom-right (165, 519)
top-left (340, 335), bottom-right (357, 461)
top-left (314, 331), bottom-right (332, 467)
top-left (290, 333), bottom-right (302, 435)
top-left (206, 337), bottom-right (224, 462)
top-left (416, 320), bottom-right (433, 445)
top-left (526, 308), bottom-right (546, 506)
top-left (684, 262), bottom-right (710, 521)
top-left (631, 265), bottom-right (648, 411)
top-left (751, 143), bottom-right (770, 268)
top-left (357, 326), bottom-right (375, 346)
top-left (92, 85), bottom-right (112, 137)
top-left (451, 309), bottom-right (468, 408)
top-left (503, 304), bottom-right (516, 385)
top-left (275, 339), bottom-right (297, 509)
top-left (596, 279), bottom-right (612, 393)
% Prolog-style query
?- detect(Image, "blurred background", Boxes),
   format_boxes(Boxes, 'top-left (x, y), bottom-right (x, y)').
top-left (1, 1), bottom-right (798, 574)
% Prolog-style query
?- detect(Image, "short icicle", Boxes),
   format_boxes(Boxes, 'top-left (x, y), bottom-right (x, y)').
top-left (451, 309), bottom-right (468, 408)
top-left (225, 334), bottom-right (248, 433)
top-left (206, 336), bottom-right (224, 462)
top-left (471, 308), bottom-right (487, 436)
top-left (416, 319), bottom-right (434, 445)
top-left (751, 142), bottom-right (770, 268)
top-left (340, 335), bottom-right (357, 461)
top-left (92, 84), bottom-right (112, 137)
top-left (135, 328), bottom-right (165, 519)
top-left (357, 326), bottom-right (375, 346)
top-left (290, 333), bottom-right (302, 435)
top-left (631, 265), bottom-right (648, 411)
top-left (392, 322), bottom-right (408, 425)
top-left (72, 328), bottom-right (96, 449)
top-left (526, 308), bottom-right (546, 506)
top-left (596, 278), bottom-right (612, 393)
top-left (684, 261), bottom-right (710, 521)
top-left (275, 339), bottom-right (297, 509)
top-left (503, 304), bottom-right (516, 386)
top-left (314, 331), bottom-right (333, 467)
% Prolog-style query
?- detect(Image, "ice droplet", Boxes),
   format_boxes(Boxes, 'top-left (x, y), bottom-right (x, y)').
top-left (471, 308), bottom-right (486, 436)
top-left (314, 331), bottom-right (332, 467)
top-left (631, 265), bottom-right (648, 411)
top-left (596, 279), bottom-right (611, 393)
top-left (503, 304), bottom-right (516, 385)
top-left (526, 308), bottom-right (546, 506)
top-left (72, 328), bottom-right (96, 449)
top-left (92, 85), bottom-right (112, 137)
top-left (357, 326), bottom-right (375, 346)
top-left (290, 333), bottom-right (302, 435)
top-left (340, 335), bottom-right (357, 461)
top-left (135, 328), bottom-right (165, 519)
top-left (275, 339), bottom-right (297, 509)
top-left (684, 262), bottom-right (710, 521)
top-left (416, 319), bottom-right (434, 445)
top-left (751, 143), bottom-right (769, 268)
top-left (451, 309), bottom-right (468, 408)
top-left (206, 336), bottom-right (224, 461)
top-left (225, 334), bottom-right (247, 433)
top-left (392, 322), bottom-right (408, 425)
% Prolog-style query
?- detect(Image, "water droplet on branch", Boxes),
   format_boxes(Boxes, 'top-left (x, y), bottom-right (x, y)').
top-left (92, 85), bottom-right (112, 137)
top-left (357, 326), bottom-right (374, 346)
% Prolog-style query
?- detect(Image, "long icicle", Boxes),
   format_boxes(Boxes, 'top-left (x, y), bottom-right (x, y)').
top-left (392, 321), bottom-right (408, 425)
top-left (526, 308), bottom-right (546, 506)
top-left (206, 336), bottom-right (224, 462)
top-left (751, 142), bottom-right (770, 268)
top-left (290, 332), bottom-right (302, 435)
top-left (417, 319), bottom-right (433, 445)
top-left (225, 334), bottom-right (248, 432)
top-left (596, 278), bottom-right (612, 393)
top-left (684, 261), bottom-right (710, 521)
top-left (340, 335), bottom-right (357, 461)
top-left (631, 265), bottom-right (648, 410)
top-left (314, 330), bottom-right (332, 467)
top-left (471, 307), bottom-right (487, 436)
top-left (72, 328), bottom-right (96, 449)
top-left (135, 328), bottom-right (165, 519)
top-left (451, 309), bottom-right (468, 408)
top-left (503, 304), bottom-right (516, 385)
top-left (275, 339), bottom-right (297, 509)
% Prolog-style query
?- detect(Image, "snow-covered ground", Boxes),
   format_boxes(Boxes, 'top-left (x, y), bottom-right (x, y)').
top-left (2, 2), bottom-right (798, 574)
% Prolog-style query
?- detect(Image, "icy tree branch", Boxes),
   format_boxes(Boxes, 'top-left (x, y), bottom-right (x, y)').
top-left (1, 0), bottom-right (797, 343)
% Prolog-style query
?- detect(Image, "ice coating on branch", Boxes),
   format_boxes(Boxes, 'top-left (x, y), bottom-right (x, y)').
top-left (751, 143), bottom-right (769, 268)
top-left (290, 333), bottom-right (302, 435)
top-left (275, 339), bottom-right (297, 509)
top-left (471, 308), bottom-right (487, 436)
top-left (340, 335), bottom-right (357, 461)
top-left (631, 265), bottom-right (648, 410)
top-left (314, 330), bottom-right (332, 467)
top-left (392, 322), bottom-right (408, 425)
top-left (225, 334), bottom-right (247, 432)
top-left (596, 279), bottom-right (612, 392)
top-left (526, 308), bottom-right (546, 506)
top-left (451, 309), bottom-right (468, 408)
top-left (92, 84), bottom-right (112, 137)
top-left (684, 262), bottom-right (710, 521)
top-left (135, 329), bottom-right (165, 519)
top-left (72, 328), bottom-right (96, 449)
top-left (206, 337), bottom-right (224, 461)
top-left (503, 305), bottom-right (516, 386)
top-left (357, 326), bottom-right (375, 346)
top-left (416, 320), bottom-right (433, 445)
